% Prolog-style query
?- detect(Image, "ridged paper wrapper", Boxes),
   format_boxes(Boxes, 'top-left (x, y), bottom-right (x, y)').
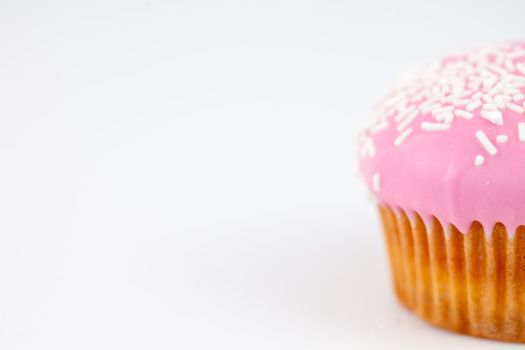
top-left (379, 205), bottom-right (525, 342)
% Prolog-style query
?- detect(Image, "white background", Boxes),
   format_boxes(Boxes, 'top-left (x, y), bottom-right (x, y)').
top-left (0, 0), bottom-right (524, 349)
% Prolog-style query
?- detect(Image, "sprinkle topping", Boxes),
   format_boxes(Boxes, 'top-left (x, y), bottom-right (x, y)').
top-left (358, 42), bottom-right (525, 235)
top-left (474, 155), bottom-right (485, 166)
top-left (360, 42), bottom-right (525, 172)
top-left (421, 122), bottom-right (450, 131)
top-left (394, 128), bottom-right (412, 146)
top-left (475, 130), bottom-right (497, 155)
top-left (496, 134), bottom-right (508, 144)
top-left (519, 122), bottom-right (525, 141)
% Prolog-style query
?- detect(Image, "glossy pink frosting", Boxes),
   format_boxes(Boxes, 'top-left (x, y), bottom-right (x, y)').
top-left (359, 42), bottom-right (525, 233)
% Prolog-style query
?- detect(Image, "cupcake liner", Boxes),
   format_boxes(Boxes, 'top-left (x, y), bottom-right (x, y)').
top-left (379, 205), bottom-right (525, 342)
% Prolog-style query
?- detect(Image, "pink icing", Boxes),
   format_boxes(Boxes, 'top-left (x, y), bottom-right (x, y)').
top-left (359, 42), bottom-right (525, 234)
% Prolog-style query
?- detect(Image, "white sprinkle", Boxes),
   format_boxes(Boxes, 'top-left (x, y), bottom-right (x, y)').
top-left (509, 81), bottom-right (525, 88)
top-left (372, 173), bottom-right (380, 192)
top-left (469, 82), bottom-right (482, 91)
top-left (483, 76), bottom-right (498, 90)
top-left (497, 94), bottom-right (512, 101)
top-left (488, 64), bottom-right (507, 75)
top-left (421, 103), bottom-right (442, 114)
top-left (475, 130), bottom-right (498, 155)
top-left (502, 73), bottom-right (525, 82)
top-left (384, 93), bottom-right (406, 107)
top-left (396, 109), bottom-right (419, 131)
top-left (418, 96), bottom-right (440, 109)
top-left (474, 154), bottom-right (485, 167)
top-left (496, 135), bottom-right (508, 144)
top-left (394, 128), bottom-right (412, 146)
top-left (410, 91), bottom-right (426, 102)
top-left (494, 95), bottom-right (507, 110)
top-left (453, 98), bottom-right (471, 106)
top-left (451, 84), bottom-right (465, 93)
top-left (519, 122), bottom-right (525, 142)
top-left (514, 94), bottom-right (525, 102)
top-left (504, 59), bottom-right (516, 72)
top-left (482, 103), bottom-right (498, 111)
top-left (444, 112), bottom-right (455, 123)
top-left (504, 87), bottom-right (521, 95)
top-left (394, 105), bottom-right (416, 122)
top-left (466, 100), bottom-right (482, 111)
top-left (482, 94), bottom-right (494, 103)
top-left (369, 120), bottom-right (389, 134)
top-left (448, 90), bottom-right (471, 100)
top-left (517, 63), bottom-right (525, 75)
top-left (487, 84), bottom-right (503, 96)
top-left (472, 91), bottom-right (483, 100)
top-left (506, 101), bottom-right (525, 114)
top-left (431, 86), bottom-right (442, 95)
top-left (421, 122), bottom-right (451, 131)
top-left (495, 54), bottom-right (505, 65)
top-left (479, 68), bottom-right (494, 78)
top-left (431, 105), bottom-right (454, 116)
top-left (480, 110), bottom-right (503, 125)
top-left (454, 109), bottom-right (473, 119)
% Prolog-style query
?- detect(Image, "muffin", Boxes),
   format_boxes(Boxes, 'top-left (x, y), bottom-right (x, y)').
top-left (358, 42), bottom-right (525, 342)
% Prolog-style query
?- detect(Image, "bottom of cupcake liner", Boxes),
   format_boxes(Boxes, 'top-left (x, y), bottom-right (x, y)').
top-left (379, 205), bottom-right (525, 343)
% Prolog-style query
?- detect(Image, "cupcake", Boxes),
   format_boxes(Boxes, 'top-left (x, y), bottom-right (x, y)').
top-left (358, 42), bottom-right (525, 342)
